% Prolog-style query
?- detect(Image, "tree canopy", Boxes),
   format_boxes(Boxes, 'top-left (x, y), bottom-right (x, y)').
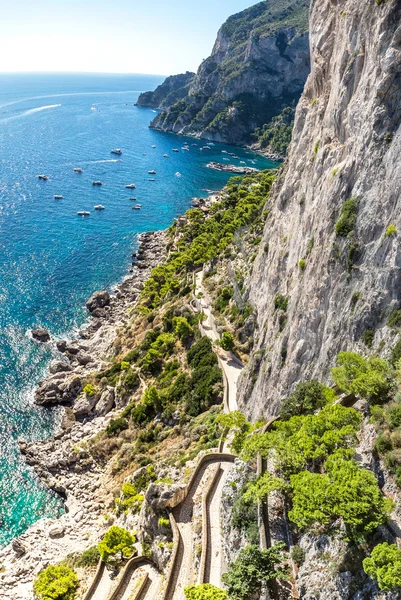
top-left (33, 565), bottom-right (78, 600)
top-left (363, 543), bottom-right (401, 591)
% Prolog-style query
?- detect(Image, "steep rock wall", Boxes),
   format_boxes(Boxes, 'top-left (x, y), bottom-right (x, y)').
top-left (239, 0), bottom-right (401, 419)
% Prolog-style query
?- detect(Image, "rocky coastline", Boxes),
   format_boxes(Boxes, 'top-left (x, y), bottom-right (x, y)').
top-left (0, 229), bottom-right (168, 600)
top-left (206, 161), bottom-right (260, 175)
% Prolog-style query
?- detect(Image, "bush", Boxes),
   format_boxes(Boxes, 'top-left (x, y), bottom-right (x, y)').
top-left (280, 380), bottom-right (334, 420)
top-left (374, 432), bottom-right (393, 455)
top-left (123, 369), bottom-right (139, 390)
top-left (389, 405), bottom-right (401, 428)
top-left (83, 384), bottom-right (96, 397)
top-left (220, 331), bottom-right (235, 351)
top-left (291, 545), bottom-right (305, 566)
top-left (363, 543), bottom-right (401, 591)
top-left (97, 526), bottom-right (135, 563)
top-left (335, 197), bottom-right (358, 236)
top-left (274, 294), bottom-right (288, 311)
top-left (158, 517), bottom-right (171, 528)
top-left (385, 225), bottom-right (397, 237)
top-left (331, 351), bottom-right (394, 402)
top-left (392, 340), bottom-right (401, 365)
top-left (187, 337), bottom-right (217, 369)
top-left (173, 316), bottom-right (194, 341)
top-left (76, 546), bottom-right (100, 567)
top-left (33, 565), bottom-right (79, 600)
top-left (217, 411), bottom-right (252, 454)
top-left (221, 544), bottom-right (288, 600)
top-left (299, 259), bottom-right (306, 270)
top-left (184, 584), bottom-right (228, 600)
top-left (389, 310), bottom-right (401, 328)
top-left (106, 417), bottom-right (128, 437)
top-left (362, 329), bottom-right (375, 349)
top-left (232, 490), bottom-right (259, 545)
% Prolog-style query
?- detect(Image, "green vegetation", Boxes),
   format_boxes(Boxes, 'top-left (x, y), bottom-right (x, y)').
top-left (232, 487), bottom-right (259, 545)
top-left (106, 417), bottom-right (128, 437)
top-left (363, 543), bottom-right (401, 591)
top-left (388, 309), bottom-right (401, 328)
top-left (221, 544), bottom-right (288, 600)
top-left (220, 331), bottom-right (235, 351)
top-left (313, 140), bottom-right (320, 154)
top-left (274, 294), bottom-right (288, 312)
top-left (362, 328), bottom-right (375, 349)
top-left (97, 526), bottom-right (135, 564)
top-left (335, 197), bottom-right (358, 237)
top-left (291, 545), bottom-right (305, 566)
top-left (331, 351), bottom-right (393, 402)
top-left (279, 379), bottom-right (335, 420)
top-left (184, 584), bottom-right (228, 600)
top-left (33, 565), bottom-right (79, 600)
top-left (217, 411), bottom-right (254, 454)
top-left (83, 384), bottom-right (96, 397)
top-left (298, 258), bottom-right (306, 270)
top-left (386, 224), bottom-right (397, 237)
top-left (64, 546), bottom-right (100, 569)
top-left (252, 106), bottom-right (295, 156)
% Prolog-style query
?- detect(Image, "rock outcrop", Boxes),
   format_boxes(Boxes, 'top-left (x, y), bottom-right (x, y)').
top-left (238, 0), bottom-right (401, 419)
top-left (136, 71), bottom-right (195, 109)
top-left (138, 0), bottom-right (310, 145)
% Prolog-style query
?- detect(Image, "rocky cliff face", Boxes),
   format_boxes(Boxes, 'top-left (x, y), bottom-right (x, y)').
top-left (138, 0), bottom-right (310, 145)
top-left (238, 0), bottom-right (401, 419)
top-left (136, 71), bottom-right (195, 110)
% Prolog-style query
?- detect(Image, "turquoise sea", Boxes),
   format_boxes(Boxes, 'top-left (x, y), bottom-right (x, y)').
top-left (0, 73), bottom-right (275, 546)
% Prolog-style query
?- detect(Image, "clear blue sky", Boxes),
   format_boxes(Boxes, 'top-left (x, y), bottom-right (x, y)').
top-left (0, 0), bottom-right (258, 75)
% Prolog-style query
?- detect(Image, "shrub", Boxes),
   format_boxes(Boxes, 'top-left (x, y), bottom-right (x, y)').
top-left (392, 340), bottom-right (401, 365)
top-left (76, 546), bottom-right (100, 567)
top-left (33, 565), bottom-right (78, 600)
top-left (389, 405), bottom-right (401, 428)
top-left (362, 329), bottom-right (375, 349)
top-left (289, 457), bottom-right (394, 539)
top-left (184, 584), bottom-right (228, 600)
top-left (291, 545), bottom-right (305, 566)
top-left (123, 368), bottom-right (139, 390)
top-left (389, 309), bottom-right (401, 328)
top-left (335, 197), bottom-right (358, 237)
top-left (331, 351), bottom-right (394, 402)
top-left (187, 337), bottom-right (217, 369)
top-left (280, 380), bottom-right (335, 420)
top-left (232, 490), bottom-right (259, 545)
top-left (158, 517), bottom-right (171, 528)
top-left (274, 294), bottom-right (288, 312)
top-left (173, 316), bottom-right (194, 341)
top-left (106, 417), bottom-right (128, 437)
top-left (121, 361), bottom-right (130, 370)
top-left (363, 543), bottom-right (401, 591)
top-left (298, 259), bottom-right (306, 270)
top-left (374, 432), bottom-right (393, 455)
top-left (216, 411), bottom-right (253, 454)
top-left (221, 544), bottom-right (288, 600)
top-left (97, 526), bottom-right (135, 563)
top-left (385, 225), bottom-right (397, 237)
top-left (220, 331), bottom-right (235, 351)
top-left (83, 384), bottom-right (96, 397)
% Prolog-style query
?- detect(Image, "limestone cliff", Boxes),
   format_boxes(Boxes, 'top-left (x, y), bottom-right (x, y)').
top-left (137, 0), bottom-right (310, 146)
top-left (136, 71), bottom-right (195, 110)
top-left (238, 0), bottom-right (401, 420)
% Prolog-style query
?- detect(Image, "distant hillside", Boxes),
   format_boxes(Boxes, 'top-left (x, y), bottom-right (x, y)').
top-left (136, 0), bottom-right (310, 151)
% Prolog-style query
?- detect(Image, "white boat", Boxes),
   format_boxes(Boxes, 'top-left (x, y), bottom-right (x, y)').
top-left (151, 145), bottom-right (156, 148)
top-left (38, 174), bottom-right (48, 181)
top-left (132, 204), bottom-right (142, 210)
top-left (149, 178), bottom-right (156, 181)
top-left (92, 181), bottom-right (103, 186)
top-left (129, 197), bottom-right (137, 201)
top-left (163, 154), bottom-right (169, 158)
top-left (148, 170), bottom-right (157, 175)
top-left (181, 147), bottom-right (189, 151)
top-left (175, 172), bottom-right (182, 177)
top-left (203, 146), bottom-right (211, 150)
top-left (74, 168), bottom-right (83, 173)
top-left (172, 148), bottom-right (179, 153)
top-left (111, 148), bottom-right (122, 155)
top-left (54, 195), bottom-right (64, 199)
top-left (94, 205), bottom-right (105, 210)
top-left (125, 183), bottom-right (136, 189)
top-left (77, 211), bottom-right (90, 216)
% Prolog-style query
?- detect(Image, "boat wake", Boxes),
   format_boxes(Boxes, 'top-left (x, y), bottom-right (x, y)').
top-left (0, 104), bottom-right (61, 123)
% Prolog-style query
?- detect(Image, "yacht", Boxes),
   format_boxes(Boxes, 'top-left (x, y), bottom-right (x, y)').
top-left (94, 205), bottom-right (105, 210)
top-left (129, 197), bottom-right (137, 201)
top-left (151, 145), bottom-right (156, 148)
top-left (132, 204), bottom-right (142, 210)
top-left (111, 148), bottom-right (122, 155)
top-left (74, 168), bottom-right (83, 173)
top-left (172, 148), bottom-right (179, 153)
top-left (163, 154), bottom-right (169, 158)
top-left (54, 195), bottom-right (64, 199)
top-left (203, 146), bottom-right (211, 150)
top-left (92, 181), bottom-right (103, 186)
top-left (77, 211), bottom-right (90, 216)
top-left (38, 174), bottom-right (48, 181)
top-left (125, 183), bottom-right (136, 189)
top-left (148, 170), bottom-right (156, 175)
top-left (149, 178), bottom-right (156, 181)
top-left (175, 172), bottom-right (182, 177)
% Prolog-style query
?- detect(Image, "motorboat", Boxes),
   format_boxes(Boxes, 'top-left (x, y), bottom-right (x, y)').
top-left (77, 211), bottom-right (90, 216)
top-left (74, 168), bottom-right (83, 173)
top-left (111, 148), bottom-right (122, 155)
top-left (92, 181), bottom-right (103, 186)
top-left (203, 146), bottom-right (211, 150)
top-left (163, 154), bottom-right (169, 158)
top-left (54, 195), bottom-right (64, 199)
top-left (181, 147), bottom-right (189, 151)
top-left (38, 174), bottom-right (48, 181)
top-left (149, 178), bottom-right (156, 181)
top-left (125, 184), bottom-right (136, 189)
top-left (94, 205), bottom-right (105, 210)
top-left (175, 172), bottom-right (182, 177)
top-left (132, 204), bottom-right (142, 210)
top-left (129, 197), bottom-right (137, 201)
top-left (148, 170), bottom-right (156, 175)
top-left (151, 145), bottom-right (156, 148)
top-left (172, 148), bottom-right (179, 153)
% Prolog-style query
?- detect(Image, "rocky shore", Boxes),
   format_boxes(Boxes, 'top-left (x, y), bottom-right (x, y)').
top-left (206, 162), bottom-right (260, 175)
top-left (0, 229), bottom-right (168, 600)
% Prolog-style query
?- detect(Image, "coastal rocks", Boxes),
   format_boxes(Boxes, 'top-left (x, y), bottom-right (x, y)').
top-left (48, 523), bottom-right (65, 538)
top-left (144, 481), bottom-right (186, 511)
top-left (31, 328), bottom-right (50, 343)
top-left (86, 290), bottom-right (110, 313)
top-left (207, 162), bottom-right (259, 175)
top-left (49, 360), bottom-right (72, 375)
top-left (94, 387), bottom-right (115, 416)
top-left (72, 392), bottom-right (99, 417)
top-left (11, 538), bottom-right (26, 558)
top-left (34, 373), bottom-right (82, 406)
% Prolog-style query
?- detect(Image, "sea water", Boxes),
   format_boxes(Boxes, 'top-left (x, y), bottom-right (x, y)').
top-left (0, 72), bottom-right (275, 546)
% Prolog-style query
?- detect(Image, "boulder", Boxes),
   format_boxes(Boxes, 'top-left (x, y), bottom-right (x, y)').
top-left (35, 374), bottom-right (82, 406)
top-left (73, 393), bottom-right (99, 417)
top-left (86, 290), bottom-right (110, 313)
top-left (48, 523), bottom-right (65, 538)
top-left (95, 387), bottom-right (115, 416)
top-left (76, 351), bottom-right (93, 366)
top-left (49, 360), bottom-right (72, 375)
top-left (56, 340), bottom-right (67, 352)
top-left (11, 539), bottom-right (26, 558)
top-left (145, 482), bottom-right (186, 511)
top-left (31, 328), bottom-right (50, 343)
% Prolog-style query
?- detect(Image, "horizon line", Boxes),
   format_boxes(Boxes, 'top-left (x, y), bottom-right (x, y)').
top-left (0, 70), bottom-right (170, 77)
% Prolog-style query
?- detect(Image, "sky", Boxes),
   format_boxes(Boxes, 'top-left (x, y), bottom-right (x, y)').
top-left (0, 0), bottom-right (259, 75)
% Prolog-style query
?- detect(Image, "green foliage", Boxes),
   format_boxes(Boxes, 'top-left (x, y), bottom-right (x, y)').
top-left (243, 404), bottom-right (362, 475)
top-left (243, 472), bottom-right (286, 503)
top-left (252, 106), bottom-right (295, 156)
top-left (83, 384), bottom-right (96, 397)
top-left (331, 352), bottom-right (394, 401)
top-left (220, 331), bottom-right (235, 351)
top-left (97, 526), bottom-right (135, 564)
top-left (106, 417), bottom-right (128, 437)
top-left (274, 294), bottom-right (288, 312)
top-left (298, 259), bottom-right (306, 271)
top-left (33, 565), bottom-right (78, 600)
top-left (362, 329), bottom-right (375, 349)
top-left (313, 140), bottom-right (320, 154)
top-left (158, 517), bottom-right (171, 528)
top-left (385, 224), bottom-right (397, 237)
top-left (289, 457), bottom-right (394, 539)
top-left (335, 197), bottom-right (358, 237)
top-left (215, 287), bottom-right (233, 313)
top-left (173, 316), bottom-right (194, 341)
top-left (392, 340), bottom-right (401, 366)
top-left (187, 336), bottom-right (218, 369)
top-left (184, 584), bottom-right (228, 600)
top-left (232, 489), bottom-right (259, 545)
top-left (216, 411), bottom-right (253, 454)
top-left (388, 309), bottom-right (401, 328)
top-left (279, 380), bottom-right (335, 420)
top-left (363, 543), bottom-right (401, 591)
top-left (221, 544), bottom-right (288, 600)
top-left (123, 368), bottom-right (139, 390)
top-left (131, 386), bottom-right (162, 425)
top-left (291, 545), bottom-right (305, 566)
top-left (66, 546), bottom-right (100, 568)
